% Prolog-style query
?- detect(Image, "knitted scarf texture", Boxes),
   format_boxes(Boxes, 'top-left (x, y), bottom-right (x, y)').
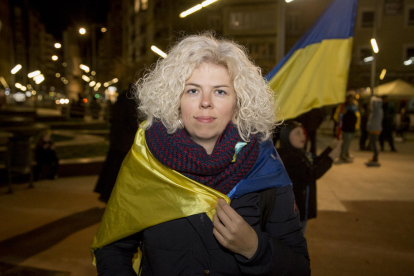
top-left (145, 122), bottom-right (260, 194)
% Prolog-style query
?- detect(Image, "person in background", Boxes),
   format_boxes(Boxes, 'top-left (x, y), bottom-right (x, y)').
top-left (94, 85), bottom-right (143, 203)
top-left (91, 34), bottom-right (310, 275)
top-left (380, 95), bottom-right (397, 152)
top-left (334, 93), bottom-right (360, 162)
top-left (277, 121), bottom-right (341, 234)
top-left (359, 101), bottom-right (369, 150)
top-left (34, 130), bottom-right (59, 180)
top-left (296, 108), bottom-right (325, 156)
top-left (396, 99), bottom-right (410, 142)
top-left (365, 96), bottom-right (383, 166)
top-left (70, 95), bottom-right (85, 119)
top-left (90, 97), bottom-right (102, 120)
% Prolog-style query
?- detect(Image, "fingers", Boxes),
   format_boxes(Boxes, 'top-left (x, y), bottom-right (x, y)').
top-left (215, 199), bottom-right (233, 226)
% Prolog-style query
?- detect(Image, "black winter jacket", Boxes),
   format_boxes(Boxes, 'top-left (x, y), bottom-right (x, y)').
top-left (95, 185), bottom-right (310, 276)
top-left (278, 147), bottom-right (333, 221)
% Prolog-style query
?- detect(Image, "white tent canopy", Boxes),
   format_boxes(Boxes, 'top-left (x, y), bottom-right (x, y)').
top-left (374, 79), bottom-right (414, 97)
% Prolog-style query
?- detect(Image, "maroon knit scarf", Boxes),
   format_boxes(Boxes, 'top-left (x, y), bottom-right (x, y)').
top-left (145, 121), bottom-right (260, 194)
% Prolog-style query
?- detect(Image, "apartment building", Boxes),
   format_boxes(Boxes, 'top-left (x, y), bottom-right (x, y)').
top-left (100, 0), bottom-right (414, 93)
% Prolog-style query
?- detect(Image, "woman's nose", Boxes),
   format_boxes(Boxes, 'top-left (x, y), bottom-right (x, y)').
top-left (200, 93), bottom-right (212, 108)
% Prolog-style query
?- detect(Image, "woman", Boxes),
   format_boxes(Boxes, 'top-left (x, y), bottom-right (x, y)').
top-left (91, 34), bottom-right (310, 275)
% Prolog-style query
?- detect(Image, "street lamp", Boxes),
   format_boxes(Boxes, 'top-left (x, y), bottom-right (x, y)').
top-left (79, 28), bottom-right (86, 35)
top-left (28, 70), bottom-right (41, 78)
top-left (379, 69), bottom-right (386, 80)
top-left (33, 74), bottom-right (45, 84)
top-left (151, 46), bottom-right (168, 58)
top-left (370, 0), bottom-right (379, 95)
top-left (370, 38), bottom-right (379, 53)
top-left (82, 75), bottom-right (91, 82)
top-left (11, 64), bottom-right (22, 74)
top-left (52, 55), bottom-right (58, 61)
top-left (80, 64), bottom-right (90, 73)
top-left (180, 0), bottom-right (218, 18)
top-left (54, 43), bottom-right (62, 49)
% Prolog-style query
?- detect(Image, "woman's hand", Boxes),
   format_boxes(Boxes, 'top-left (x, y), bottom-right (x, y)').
top-left (212, 198), bottom-right (258, 259)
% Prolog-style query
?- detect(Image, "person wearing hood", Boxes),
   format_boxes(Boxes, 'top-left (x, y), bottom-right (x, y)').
top-left (366, 96), bottom-right (383, 166)
top-left (277, 121), bottom-right (341, 234)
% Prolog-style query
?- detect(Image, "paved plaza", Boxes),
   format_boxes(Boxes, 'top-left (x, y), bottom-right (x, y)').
top-left (1, 133), bottom-right (413, 275)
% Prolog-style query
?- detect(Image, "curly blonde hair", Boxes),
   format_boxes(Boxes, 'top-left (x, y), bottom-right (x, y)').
top-left (134, 33), bottom-right (277, 141)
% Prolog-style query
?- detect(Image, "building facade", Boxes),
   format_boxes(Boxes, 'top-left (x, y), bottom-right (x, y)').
top-left (97, 0), bottom-right (414, 96)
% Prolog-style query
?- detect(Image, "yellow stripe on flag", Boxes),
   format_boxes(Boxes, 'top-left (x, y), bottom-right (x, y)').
top-left (91, 126), bottom-right (230, 270)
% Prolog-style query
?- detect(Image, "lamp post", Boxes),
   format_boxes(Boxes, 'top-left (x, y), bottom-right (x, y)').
top-left (370, 0), bottom-right (379, 96)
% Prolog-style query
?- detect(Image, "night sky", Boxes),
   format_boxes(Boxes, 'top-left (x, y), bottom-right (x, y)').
top-left (30, 0), bottom-right (111, 40)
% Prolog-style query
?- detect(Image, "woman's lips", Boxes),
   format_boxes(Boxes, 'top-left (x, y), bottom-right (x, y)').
top-left (195, 116), bottom-right (215, 123)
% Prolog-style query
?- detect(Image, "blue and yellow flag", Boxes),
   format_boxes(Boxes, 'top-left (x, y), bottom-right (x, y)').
top-left (266, 0), bottom-right (358, 120)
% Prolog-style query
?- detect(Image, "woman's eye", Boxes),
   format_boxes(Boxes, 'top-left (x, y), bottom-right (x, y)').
top-left (187, 89), bottom-right (198, 94)
top-left (216, 90), bottom-right (227, 95)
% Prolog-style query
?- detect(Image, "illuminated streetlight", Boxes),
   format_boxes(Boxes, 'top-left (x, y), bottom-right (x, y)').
top-left (180, 0), bottom-right (219, 18)
top-left (286, 0), bottom-right (294, 2)
top-left (94, 82), bottom-right (102, 91)
top-left (371, 38), bottom-right (379, 53)
top-left (82, 75), bottom-right (91, 82)
top-left (364, 56), bottom-right (374, 62)
top-left (34, 74), bottom-right (45, 84)
top-left (404, 59), bottom-right (413, 66)
top-left (201, 0), bottom-right (218, 7)
top-left (112, 78), bottom-right (118, 83)
top-left (180, 4), bottom-right (202, 18)
top-left (11, 64), bottom-right (22, 74)
top-left (54, 43), bottom-right (62, 49)
top-left (28, 70), bottom-right (41, 78)
top-left (89, 81), bottom-right (96, 87)
top-left (56, 73), bottom-right (61, 78)
top-left (0, 77), bottom-right (9, 88)
top-left (379, 69), bottom-right (386, 80)
top-left (15, 83), bottom-right (22, 88)
top-left (80, 64), bottom-right (90, 73)
top-left (151, 45), bottom-right (168, 58)
top-left (101, 27), bottom-right (107, 33)
top-left (104, 82), bottom-right (109, 87)
top-left (52, 55), bottom-right (58, 61)
top-left (21, 86), bottom-right (27, 91)
top-left (79, 28), bottom-right (86, 35)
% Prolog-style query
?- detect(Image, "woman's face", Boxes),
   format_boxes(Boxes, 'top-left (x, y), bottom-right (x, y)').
top-left (289, 126), bottom-right (306, 149)
top-left (180, 63), bottom-right (236, 152)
